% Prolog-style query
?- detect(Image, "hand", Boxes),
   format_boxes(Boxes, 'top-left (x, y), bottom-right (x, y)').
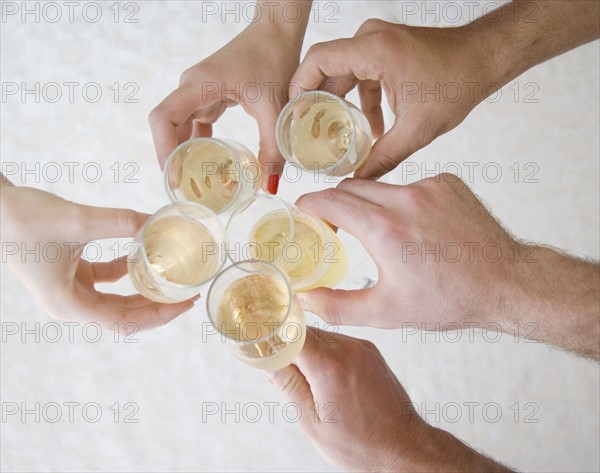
top-left (290, 19), bottom-right (493, 179)
top-left (291, 0), bottom-right (600, 180)
top-left (149, 17), bottom-right (307, 194)
top-left (295, 175), bottom-right (520, 330)
top-left (0, 184), bottom-right (196, 331)
top-left (268, 327), bottom-right (510, 472)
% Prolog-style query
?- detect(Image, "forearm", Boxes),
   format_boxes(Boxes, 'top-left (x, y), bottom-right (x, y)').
top-left (464, 0), bottom-right (600, 88)
top-left (390, 426), bottom-right (514, 472)
top-left (502, 245), bottom-right (600, 360)
top-left (249, 0), bottom-right (313, 50)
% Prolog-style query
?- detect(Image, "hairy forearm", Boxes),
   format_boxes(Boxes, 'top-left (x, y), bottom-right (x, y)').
top-left (465, 0), bottom-right (600, 88)
top-left (503, 245), bottom-right (600, 360)
top-left (391, 426), bottom-right (515, 472)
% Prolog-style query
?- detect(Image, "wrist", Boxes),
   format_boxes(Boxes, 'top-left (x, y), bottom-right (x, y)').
top-left (246, 1), bottom-right (311, 49)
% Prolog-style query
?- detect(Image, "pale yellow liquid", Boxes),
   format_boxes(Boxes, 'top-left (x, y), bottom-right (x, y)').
top-left (129, 216), bottom-right (220, 302)
top-left (291, 102), bottom-right (353, 170)
top-left (217, 274), bottom-right (306, 370)
top-left (178, 142), bottom-right (239, 213)
top-left (248, 210), bottom-right (348, 291)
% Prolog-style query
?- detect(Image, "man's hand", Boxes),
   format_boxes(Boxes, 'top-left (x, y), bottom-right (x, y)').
top-left (291, 1), bottom-right (600, 179)
top-left (296, 175), bottom-right (517, 329)
top-left (268, 327), bottom-right (512, 472)
top-left (149, 1), bottom-right (313, 194)
top-left (296, 176), bottom-right (600, 360)
top-left (0, 182), bottom-right (196, 331)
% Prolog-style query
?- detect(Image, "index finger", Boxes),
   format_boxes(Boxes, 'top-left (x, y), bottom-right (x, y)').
top-left (295, 188), bottom-right (383, 248)
top-left (149, 85), bottom-right (220, 168)
top-left (290, 38), bottom-right (371, 95)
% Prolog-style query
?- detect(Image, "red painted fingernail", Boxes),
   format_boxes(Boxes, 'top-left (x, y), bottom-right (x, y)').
top-left (267, 173), bottom-right (280, 195)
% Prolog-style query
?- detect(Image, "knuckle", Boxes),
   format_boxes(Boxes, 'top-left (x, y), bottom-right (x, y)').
top-left (116, 209), bottom-right (143, 236)
top-left (324, 294), bottom-right (344, 326)
top-left (438, 172), bottom-right (463, 185)
top-left (320, 187), bottom-right (341, 204)
top-left (371, 210), bottom-right (398, 239)
top-left (374, 151), bottom-right (401, 174)
top-left (179, 67), bottom-right (193, 85)
top-left (402, 186), bottom-right (425, 208)
top-left (306, 41), bottom-right (327, 58)
top-left (148, 104), bottom-right (165, 125)
top-left (357, 18), bottom-right (388, 35)
top-left (366, 28), bottom-right (398, 49)
top-left (321, 355), bottom-right (346, 382)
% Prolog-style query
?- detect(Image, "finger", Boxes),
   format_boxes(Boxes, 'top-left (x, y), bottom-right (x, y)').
top-left (320, 75), bottom-right (357, 98)
top-left (192, 121), bottom-right (213, 138)
top-left (91, 256), bottom-right (129, 283)
top-left (291, 38), bottom-right (374, 95)
top-left (177, 116), bottom-right (194, 145)
top-left (358, 80), bottom-right (384, 138)
top-left (149, 85), bottom-right (220, 169)
top-left (81, 290), bottom-right (198, 332)
top-left (115, 300), bottom-right (196, 332)
top-left (253, 102), bottom-right (284, 194)
top-left (295, 188), bottom-right (382, 246)
top-left (336, 178), bottom-right (400, 206)
top-left (99, 293), bottom-right (165, 309)
top-left (76, 206), bottom-right (148, 241)
top-left (297, 287), bottom-right (376, 326)
top-left (266, 364), bottom-right (318, 429)
top-left (193, 102), bottom-right (227, 125)
top-left (354, 122), bottom-right (417, 179)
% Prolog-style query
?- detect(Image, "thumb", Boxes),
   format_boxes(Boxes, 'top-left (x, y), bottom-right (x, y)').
top-left (354, 122), bottom-right (417, 180)
top-left (297, 287), bottom-right (373, 326)
top-left (254, 102), bottom-right (285, 194)
top-left (266, 364), bottom-right (317, 429)
top-left (77, 205), bottom-right (149, 242)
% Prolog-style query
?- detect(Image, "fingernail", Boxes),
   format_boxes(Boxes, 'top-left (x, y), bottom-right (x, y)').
top-left (191, 294), bottom-right (201, 302)
top-left (178, 302), bottom-right (195, 315)
top-left (267, 173), bottom-right (280, 195)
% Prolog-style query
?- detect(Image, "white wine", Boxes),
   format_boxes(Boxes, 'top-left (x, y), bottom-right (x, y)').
top-left (277, 91), bottom-right (372, 176)
top-left (248, 210), bottom-right (348, 291)
top-left (291, 102), bottom-right (354, 170)
top-left (217, 274), bottom-right (306, 370)
top-left (129, 215), bottom-right (220, 302)
top-left (177, 141), bottom-right (240, 213)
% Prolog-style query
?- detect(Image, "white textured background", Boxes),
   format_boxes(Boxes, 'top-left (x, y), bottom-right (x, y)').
top-left (1, 1), bottom-right (599, 472)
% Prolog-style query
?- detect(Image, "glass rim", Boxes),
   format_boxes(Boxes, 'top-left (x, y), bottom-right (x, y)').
top-left (225, 193), bottom-right (296, 266)
top-left (163, 137), bottom-right (244, 215)
top-left (206, 259), bottom-right (294, 344)
top-left (133, 201), bottom-right (226, 291)
top-left (275, 89), bottom-right (358, 172)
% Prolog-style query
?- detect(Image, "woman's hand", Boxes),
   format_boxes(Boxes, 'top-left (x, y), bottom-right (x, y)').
top-left (1, 182), bottom-right (196, 332)
top-left (149, 2), bottom-right (313, 194)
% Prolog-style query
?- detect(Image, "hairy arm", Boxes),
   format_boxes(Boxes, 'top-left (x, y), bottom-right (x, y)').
top-left (467, 0), bottom-right (600, 89)
top-left (505, 245), bottom-right (600, 360)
